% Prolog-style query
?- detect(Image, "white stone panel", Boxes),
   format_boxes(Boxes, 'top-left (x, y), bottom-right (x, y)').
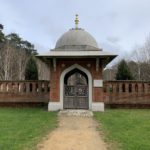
top-left (92, 102), bottom-right (104, 111)
top-left (48, 102), bottom-right (61, 111)
top-left (94, 80), bottom-right (103, 87)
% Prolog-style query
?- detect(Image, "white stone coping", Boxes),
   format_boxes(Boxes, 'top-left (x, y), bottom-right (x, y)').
top-left (48, 102), bottom-right (105, 112)
top-left (37, 50), bottom-right (117, 57)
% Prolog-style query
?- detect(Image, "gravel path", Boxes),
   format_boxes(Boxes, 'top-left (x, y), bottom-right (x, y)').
top-left (37, 115), bottom-right (107, 150)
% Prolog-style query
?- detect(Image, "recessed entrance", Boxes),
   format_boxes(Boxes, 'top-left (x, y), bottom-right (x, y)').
top-left (64, 69), bottom-right (89, 109)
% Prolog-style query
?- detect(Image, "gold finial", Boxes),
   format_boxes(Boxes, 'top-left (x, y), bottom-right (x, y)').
top-left (75, 14), bottom-right (79, 29)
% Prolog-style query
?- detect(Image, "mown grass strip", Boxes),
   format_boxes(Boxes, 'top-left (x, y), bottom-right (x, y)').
top-left (94, 109), bottom-right (150, 150)
top-left (0, 108), bottom-right (58, 150)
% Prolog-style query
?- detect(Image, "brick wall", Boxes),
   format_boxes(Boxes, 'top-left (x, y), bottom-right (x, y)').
top-left (0, 80), bottom-right (49, 106)
top-left (1, 64), bottom-right (150, 108)
top-left (103, 81), bottom-right (150, 108)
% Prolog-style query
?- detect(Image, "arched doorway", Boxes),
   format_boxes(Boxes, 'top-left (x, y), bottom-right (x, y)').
top-left (63, 68), bottom-right (89, 109)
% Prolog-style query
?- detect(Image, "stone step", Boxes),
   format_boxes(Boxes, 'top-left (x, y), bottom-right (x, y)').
top-left (58, 109), bottom-right (93, 117)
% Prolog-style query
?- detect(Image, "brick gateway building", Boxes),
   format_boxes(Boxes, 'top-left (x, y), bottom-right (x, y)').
top-left (1, 16), bottom-right (149, 109)
top-left (38, 16), bottom-right (116, 111)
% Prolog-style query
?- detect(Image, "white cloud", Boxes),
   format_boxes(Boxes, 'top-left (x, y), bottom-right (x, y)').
top-left (0, 0), bottom-right (150, 56)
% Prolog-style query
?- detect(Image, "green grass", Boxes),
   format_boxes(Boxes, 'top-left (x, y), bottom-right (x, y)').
top-left (0, 108), bottom-right (58, 150)
top-left (94, 109), bottom-right (150, 150)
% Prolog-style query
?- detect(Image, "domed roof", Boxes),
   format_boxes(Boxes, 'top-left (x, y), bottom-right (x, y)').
top-left (55, 28), bottom-right (99, 50)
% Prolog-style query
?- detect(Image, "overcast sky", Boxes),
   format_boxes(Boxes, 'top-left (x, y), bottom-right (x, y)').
top-left (0, 0), bottom-right (150, 58)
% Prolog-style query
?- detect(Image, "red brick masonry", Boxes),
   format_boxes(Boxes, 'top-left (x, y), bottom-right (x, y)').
top-left (103, 80), bottom-right (150, 108)
top-left (0, 80), bottom-right (49, 107)
top-left (0, 80), bottom-right (150, 108)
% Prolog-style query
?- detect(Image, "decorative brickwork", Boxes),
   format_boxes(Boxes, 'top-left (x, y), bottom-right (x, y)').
top-left (103, 81), bottom-right (150, 108)
top-left (0, 80), bottom-right (49, 106)
top-left (0, 76), bottom-right (150, 108)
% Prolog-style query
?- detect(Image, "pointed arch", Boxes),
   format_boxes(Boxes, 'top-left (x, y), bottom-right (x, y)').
top-left (60, 64), bottom-right (92, 109)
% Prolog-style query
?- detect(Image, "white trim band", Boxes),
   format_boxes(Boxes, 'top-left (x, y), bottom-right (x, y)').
top-left (48, 102), bottom-right (105, 111)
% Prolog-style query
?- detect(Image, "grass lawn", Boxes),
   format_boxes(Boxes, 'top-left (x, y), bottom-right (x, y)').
top-left (94, 109), bottom-right (150, 150)
top-left (0, 107), bottom-right (58, 150)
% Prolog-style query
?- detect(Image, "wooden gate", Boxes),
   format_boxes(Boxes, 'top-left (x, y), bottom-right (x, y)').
top-left (64, 72), bottom-right (88, 109)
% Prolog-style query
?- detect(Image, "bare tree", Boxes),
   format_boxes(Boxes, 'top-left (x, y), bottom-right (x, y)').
top-left (36, 58), bottom-right (50, 80)
top-left (131, 35), bottom-right (150, 80)
top-left (0, 41), bottom-right (18, 80)
top-left (17, 49), bottom-right (29, 80)
top-left (0, 41), bottom-right (30, 80)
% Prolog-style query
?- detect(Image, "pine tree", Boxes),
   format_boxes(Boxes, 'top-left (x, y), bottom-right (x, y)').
top-left (0, 24), bottom-right (5, 42)
top-left (25, 56), bottom-right (38, 80)
top-left (116, 60), bottom-right (133, 80)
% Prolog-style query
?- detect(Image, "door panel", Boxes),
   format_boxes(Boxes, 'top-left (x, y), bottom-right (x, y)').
top-left (64, 85), bottom-right (88, 109)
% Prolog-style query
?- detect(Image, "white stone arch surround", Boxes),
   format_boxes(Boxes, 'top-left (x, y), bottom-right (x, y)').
top-left (60, 64), bottom-right (92, 110)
